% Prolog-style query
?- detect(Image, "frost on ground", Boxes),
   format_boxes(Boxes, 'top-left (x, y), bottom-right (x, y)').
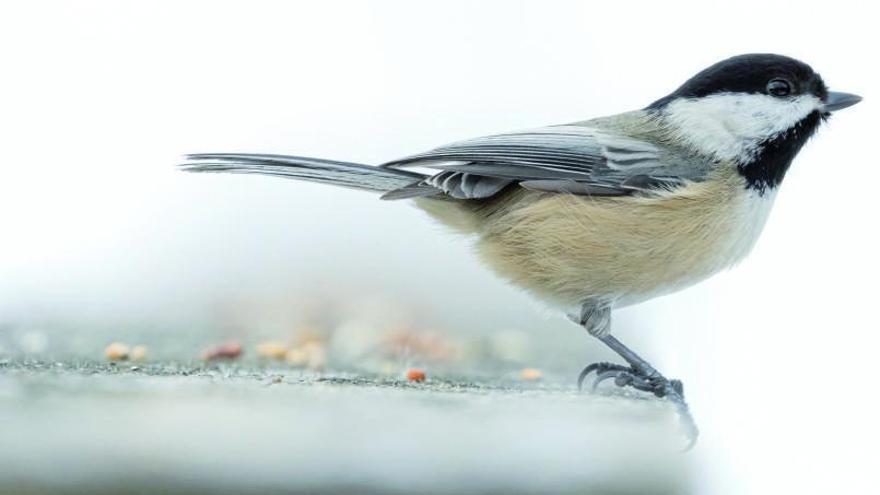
top-left (0, 359), bottom-right (693, 495)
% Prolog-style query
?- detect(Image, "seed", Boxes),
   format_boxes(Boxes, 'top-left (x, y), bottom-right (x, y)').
top-left (519, 368), bottom-right (543, 381)
top-left (104, 342), bottom-right (130, 361)
top-left (406, 368), bottom-right (426, 382)
top-left (201, 342), bottom-right (243, 361)
top-left (256, 342), bottom-right (288, 360)
top-left (130, 345), bottom-right (148, 361)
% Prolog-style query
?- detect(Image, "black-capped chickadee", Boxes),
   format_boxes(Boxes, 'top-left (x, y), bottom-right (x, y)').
top-left (181, 54), bottom-right (861, 444)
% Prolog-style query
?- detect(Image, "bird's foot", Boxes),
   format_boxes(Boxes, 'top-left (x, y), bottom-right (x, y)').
top-left (578, 361), bottom-right (698, 450)
top-left (578, 362), bottom-right (683, 398)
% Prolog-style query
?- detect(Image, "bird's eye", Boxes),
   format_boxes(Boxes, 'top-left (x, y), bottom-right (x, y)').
top-left (766, 78), bottom-right (793, 97)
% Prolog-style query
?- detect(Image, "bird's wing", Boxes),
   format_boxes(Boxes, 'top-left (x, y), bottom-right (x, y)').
top-left (380, 123), bottom-right (711, 200)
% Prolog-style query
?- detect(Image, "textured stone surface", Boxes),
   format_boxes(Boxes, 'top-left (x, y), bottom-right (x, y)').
top-left (0, 359), bottom-right (692, 494)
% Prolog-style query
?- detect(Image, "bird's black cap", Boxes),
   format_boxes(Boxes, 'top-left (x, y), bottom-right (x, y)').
top-left (648, 53), bottom-right (828, 109)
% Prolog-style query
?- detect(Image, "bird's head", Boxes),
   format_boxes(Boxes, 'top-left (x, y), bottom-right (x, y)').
top-left (648, 53), bottom-right (861, 192)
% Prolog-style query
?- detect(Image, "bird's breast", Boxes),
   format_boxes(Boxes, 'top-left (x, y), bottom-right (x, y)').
top-left (473, 167), bottom-right (776, 309)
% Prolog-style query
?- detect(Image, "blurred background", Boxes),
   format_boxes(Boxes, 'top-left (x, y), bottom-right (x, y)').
top-left (0, 1), bottom-right (877, 494)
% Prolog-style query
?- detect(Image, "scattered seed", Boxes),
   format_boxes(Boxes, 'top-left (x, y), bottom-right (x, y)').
top-left (285, 348), bottom-right (308, 366)
top-left (406, 368), bottom-right (426, 383)
top-left (104, 342), bottom-right (130, 361)
top-left (519, 368), bottom-right (543, 381)
top-left (257, 342), bottom-right (288, 360)
top-left (130, 345), bottom-right (148, 361)
top-left (285, 342), bottom-right (327, 370)
top-left (201, 342), bottom-right (243, 361)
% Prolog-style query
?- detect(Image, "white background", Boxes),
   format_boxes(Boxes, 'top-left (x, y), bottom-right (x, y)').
top-left (0, 1), bottom-right (877, 493)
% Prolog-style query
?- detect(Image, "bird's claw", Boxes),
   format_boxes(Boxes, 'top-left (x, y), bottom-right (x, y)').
top-left (576, 361), bottom-right (629, 390)
top-left (578, 361), bottom-right (698, 450)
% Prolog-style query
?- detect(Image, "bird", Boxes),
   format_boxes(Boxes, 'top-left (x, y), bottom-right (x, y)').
top-left (180, 53), bottom-right (861, 445)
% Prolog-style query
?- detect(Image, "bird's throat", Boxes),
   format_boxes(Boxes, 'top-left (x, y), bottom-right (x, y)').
top-left (737, 111), bottom-right (825, 193)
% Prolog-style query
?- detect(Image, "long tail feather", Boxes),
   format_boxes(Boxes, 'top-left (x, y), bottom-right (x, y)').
top-left (180, 153), bottom-right (425, 193)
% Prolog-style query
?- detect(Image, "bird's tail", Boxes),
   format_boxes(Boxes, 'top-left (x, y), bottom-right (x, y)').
top-left (179, 153), bottom-right (426, 193)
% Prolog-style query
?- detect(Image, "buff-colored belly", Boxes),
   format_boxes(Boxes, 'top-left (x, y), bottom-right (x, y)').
top-left (420, 168), bottom-right (775, 309)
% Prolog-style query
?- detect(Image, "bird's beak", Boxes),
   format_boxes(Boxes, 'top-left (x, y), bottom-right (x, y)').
top-left (823, 91), bottom-right (862, 112)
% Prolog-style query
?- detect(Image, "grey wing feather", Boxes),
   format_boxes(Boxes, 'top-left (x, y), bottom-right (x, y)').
top-left (380, 121), bottom-right (711, 200)
top-left (426, 171), bottom-right (513, 199)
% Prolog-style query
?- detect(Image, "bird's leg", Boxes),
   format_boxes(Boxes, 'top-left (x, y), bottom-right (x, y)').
top-left (572, 302), bottom-right (698, 447)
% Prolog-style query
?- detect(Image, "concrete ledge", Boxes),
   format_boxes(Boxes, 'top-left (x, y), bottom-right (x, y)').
top-left (0, 360), bottom-right (693, 494)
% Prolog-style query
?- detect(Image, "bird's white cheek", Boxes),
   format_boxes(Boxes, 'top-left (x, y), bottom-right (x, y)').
top-left (663, 94), bottom-right (821, 163)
